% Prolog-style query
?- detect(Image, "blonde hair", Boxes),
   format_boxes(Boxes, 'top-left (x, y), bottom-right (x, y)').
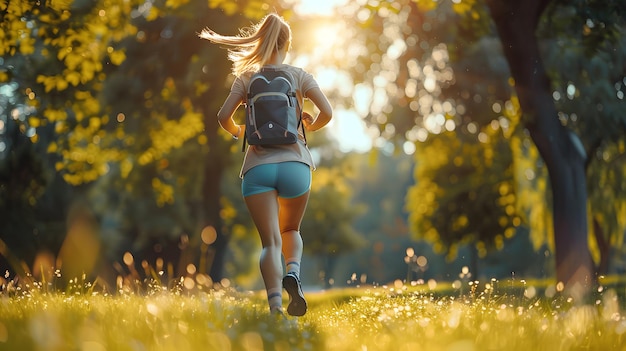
top-left (199, 14), bottom-right (291, 77)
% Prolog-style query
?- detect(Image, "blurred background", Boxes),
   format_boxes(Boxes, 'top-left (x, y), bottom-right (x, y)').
top-left (1, 0), bottom-right (624, 293)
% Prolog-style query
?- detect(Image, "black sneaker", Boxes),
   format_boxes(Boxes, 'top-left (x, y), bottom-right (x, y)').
top-left (282, 272), bottom-right (307, 316)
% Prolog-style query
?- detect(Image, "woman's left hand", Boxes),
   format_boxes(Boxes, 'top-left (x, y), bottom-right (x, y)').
top-left (302, 112), bottom-right (315, 130)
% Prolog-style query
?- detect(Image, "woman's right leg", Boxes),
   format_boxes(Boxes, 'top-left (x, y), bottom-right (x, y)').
top-left (278, 192), bottom-right (309, 316)
top-left (276, 162), bottom-right (312, 276)
top-left (275, 162), bottom-right (312, 316)
top-left (278, 192), bottom-right (308, 276)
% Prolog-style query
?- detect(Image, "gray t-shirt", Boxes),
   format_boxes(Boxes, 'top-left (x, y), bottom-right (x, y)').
top-left (230, 64), bottom-right (319, 178)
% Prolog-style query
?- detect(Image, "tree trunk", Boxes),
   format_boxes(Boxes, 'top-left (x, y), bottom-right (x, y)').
top-left (486, 0), bottom-right (594, 296)
top-left (203, 127), bottom-right (229, 283)
top-left (593, 217), bottom-right (610, 275)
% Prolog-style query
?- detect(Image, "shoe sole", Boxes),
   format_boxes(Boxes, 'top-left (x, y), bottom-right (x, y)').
top-left (282, 275), bottom-right (307, 316)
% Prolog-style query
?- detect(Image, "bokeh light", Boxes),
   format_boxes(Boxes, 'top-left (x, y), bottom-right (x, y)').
top-left (201, 226), bottom-right (217, 245)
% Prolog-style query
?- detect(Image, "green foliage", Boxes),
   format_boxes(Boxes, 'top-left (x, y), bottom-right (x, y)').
top-left (0, 290), bottom-right (322, 350)
top-left (407, 127), bottom-right (521, 259)
top-left (0, 277), bottom-right (624, 351)
top-left (546, 0), bottom-right (626, 55)
top-left (541, 3), bottom-right (626, 148)
top-left (347, 0), bottom-right (626, 274)
top-left (332, 0), bottom-right (527, 260)
top-left (1, 0), bottom-right (143, 184)
top-left (317, 285), bottom-right (625, 351)
top-left (586, 139), bottom-right (626, 269)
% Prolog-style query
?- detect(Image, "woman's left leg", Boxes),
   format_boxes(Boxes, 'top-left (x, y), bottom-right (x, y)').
top-left (276, 162), bottom-right (311, 278)
top-left (244, 191), bottom-right (283, 313)
top-left (242, 163), bottom-right (286, 314)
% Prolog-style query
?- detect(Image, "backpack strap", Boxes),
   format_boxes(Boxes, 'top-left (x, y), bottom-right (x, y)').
top-left (280, 69), bottom-right (307, 146)
top-left (297, 101), bottom-right (306, 145)
top-left (241, 129), bottom-right (247, 152)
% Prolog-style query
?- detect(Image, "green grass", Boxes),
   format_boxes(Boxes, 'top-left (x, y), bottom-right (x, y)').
top-left (0, 279), bottom-right (625, 351)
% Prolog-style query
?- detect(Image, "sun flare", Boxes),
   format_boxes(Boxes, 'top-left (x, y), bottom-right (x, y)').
top-left (290, 0), bottom-right (349, 16)
top-left (288, 0), bottom-right (373, 152)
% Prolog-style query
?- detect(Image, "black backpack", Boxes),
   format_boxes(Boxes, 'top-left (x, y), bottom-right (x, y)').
top-left (242, 67), bottom-right (305, 151)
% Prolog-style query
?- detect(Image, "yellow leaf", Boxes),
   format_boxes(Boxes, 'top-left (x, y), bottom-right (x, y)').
top-left (121, 159), bottom-right (133, 179)
top-left (64, 52), bottom-right (81, 70)
top-left (66, 71), bottom-right (81, 86)
top-left (37, 75), bottom-right (57, 92)
top-left (198, 134), bottom-right (208, 145)
top-left (48, 0), bottom-right (72, 12)
top-left (147, 6), bottom-right (160, 21)
top-left (165, 0), bottom-right (189, 9)
top-left (89, 117), bottom-right (101, 130)
top-left (56, 77), bottom-right (68, 91)
top-left (48, 142), bottom-right (58, 153)
top-left (44, 108), bottom-right (67, 122)
top-left (18, 35), bottom-right (35, 55)
top-left (223, 2), bottom-right (237, 15)
top-left (208, 0), bottom-right (223, 9)
top-left (55, 121), bottom-right (67, 133)
top-left (109, 49), bottom-right (126, 66)
top-left (413, 0), bottom-right (437, 12)
top-left (28, 117), bottom-right (41, 127)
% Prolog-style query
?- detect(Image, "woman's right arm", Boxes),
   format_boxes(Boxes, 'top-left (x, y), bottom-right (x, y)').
top-left (303, 87), bottom-right (332, 132)
top-left (217, 92), bottom-right (244, 138)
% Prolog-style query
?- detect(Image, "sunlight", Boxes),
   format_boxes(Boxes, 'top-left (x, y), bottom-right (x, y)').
top-left (289, 0), bottom-right (349, 16)
top-left (327, 109), bottom-right (372, 153)
top-left (312, 25), bottom-right (340, 53)
top-left (286, 1), bottom-right (373, 153)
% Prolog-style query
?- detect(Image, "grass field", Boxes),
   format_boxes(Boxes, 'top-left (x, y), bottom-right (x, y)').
top-left (0, 277), bottom-right (625, 351)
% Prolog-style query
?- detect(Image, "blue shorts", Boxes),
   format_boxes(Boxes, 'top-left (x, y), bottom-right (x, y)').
top-left (242, 162), bottom-right (311, 198)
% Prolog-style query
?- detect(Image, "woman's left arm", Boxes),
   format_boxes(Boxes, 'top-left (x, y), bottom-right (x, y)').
top-left (303, 87), bottom-right (332, 131)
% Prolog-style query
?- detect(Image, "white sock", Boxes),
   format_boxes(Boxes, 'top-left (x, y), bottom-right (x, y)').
top-left (284, 258), bottom-right (300, 278)
top-left (267, 287), bottom-right (283, 311)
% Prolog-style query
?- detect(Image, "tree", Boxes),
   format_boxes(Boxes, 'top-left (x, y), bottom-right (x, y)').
top-left (537, 3), bottom-right (626, 275)
top-left (0, 113), bottom-right (48, 266)
top-left (0, 0), bottom-right (143, 277)
top-left (95, 0), bottom-right (242, 282)
top-left (331, 1), bottom-right (532, 277)
top-left (0, 0), bottom-right (256, 283)
top-left (338, 0), bottom-right (625, 296)
top-left (484, 0), bottom-right (625, 294)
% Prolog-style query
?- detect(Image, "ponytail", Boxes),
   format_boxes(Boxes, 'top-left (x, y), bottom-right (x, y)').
top-left (199, 14), bottom-right (291, 76)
